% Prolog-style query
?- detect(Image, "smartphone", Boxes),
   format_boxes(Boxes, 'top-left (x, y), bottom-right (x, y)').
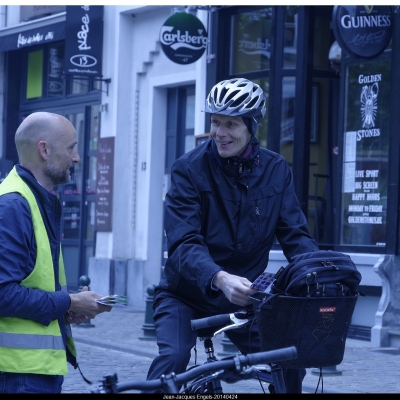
top-left (250, 271), bottom-right (275, 292)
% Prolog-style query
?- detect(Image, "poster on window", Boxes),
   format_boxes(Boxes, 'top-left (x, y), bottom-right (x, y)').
top-left (340, 59), bottom-right (390, 246)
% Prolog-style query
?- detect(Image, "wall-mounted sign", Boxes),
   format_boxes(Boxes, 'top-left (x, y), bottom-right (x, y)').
top-left (65, 5), bottom-right (104, 77)
top-left (0, 22), bottom-right (65, 52)
top-left (95, 137), bottom-right (114, 232)
top-left (160, 12), bottom-right (208, 65)
top-left (332, 6), bottom-right (392, 59)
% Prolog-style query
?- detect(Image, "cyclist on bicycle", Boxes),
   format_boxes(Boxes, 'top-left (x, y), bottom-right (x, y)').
top-left (144, 78), bottom-right (319, 393)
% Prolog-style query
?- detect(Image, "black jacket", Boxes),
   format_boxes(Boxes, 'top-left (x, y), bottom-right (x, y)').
top-left (156, 138), bottom-right (318, 314)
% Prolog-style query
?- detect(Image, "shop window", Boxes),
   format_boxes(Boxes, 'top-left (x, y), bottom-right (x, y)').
top-left (280, 76), bottom-right (296, 153)
top-left (26, 50), bottom-right (43, 99)
top-left (340, 58), bottom-right (390, 247)
top-left (47, 43), bottom-right (64, 98)
top-left (252, 78), bottom-right (269, 148)
top-left (230, 7), bottom-right (273, 74)
top-left (283, 10), bottom-right (297, 69)
top-left (23, 41), bottom-right (100, 102)
top-left (184, 89), bottom-right (195, 153)
top-left (88, 105), bottom-right (100, 194)
top-left (68, 75), bottom-right (92, 95)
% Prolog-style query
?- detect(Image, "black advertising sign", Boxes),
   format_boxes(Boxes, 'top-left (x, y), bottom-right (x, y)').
top-left (0, 23), bottom-right (65, 52)
top-left (95, 137), bottom-right (114, 232)
top-left (160, 12), bottom-right (208, 65)
top-left (341, 59), bottom-right (390, 246)
top-left (65, 5), bottom-right (104, 77)
top-left (332, 6), bottom-right (392, 59)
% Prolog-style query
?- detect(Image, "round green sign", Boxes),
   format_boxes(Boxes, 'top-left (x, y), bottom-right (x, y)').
top-left (160, 12), bottom-right (208, 65)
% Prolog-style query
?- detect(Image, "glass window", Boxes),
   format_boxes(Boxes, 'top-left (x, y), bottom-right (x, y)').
top-left (283, 10), bottom-right (297, 69)
top-left (230, 7), bottom-right (273, 74)
top-left (26, 50), bottom-right (43, 99)
top-left (61, 200), bottom-right (80, 240)
top-left (254, 77), bottom-right (269, 148)
top-left (65, 111), bottom-right (85, 195)
top-left (280, 76), bottom-right (295, 164)
top-left (68, 75), bottom-right (91, 94)
top-left (184, 89), bottom-right (195, 153)
top-left (47, 43), bottom-right (64, 97)
top-left (88, 105), bottom-right (100, 194)
top-left (340, 58), bottom-right (390, 247)
top-left (90, 105), bottom-right (100, 152)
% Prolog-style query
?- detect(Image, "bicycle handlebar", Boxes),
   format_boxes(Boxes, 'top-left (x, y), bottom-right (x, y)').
top-left (90, 346), bottom-right (298, 393)
top-left (191, 313), bottom-right (232, 331)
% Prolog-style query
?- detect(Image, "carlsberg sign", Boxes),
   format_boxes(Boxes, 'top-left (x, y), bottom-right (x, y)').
top-left (160, 12), bottom-right (208, 65)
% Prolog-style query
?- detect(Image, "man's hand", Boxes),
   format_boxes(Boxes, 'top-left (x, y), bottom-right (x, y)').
top-left (213, 271), bottom-right (257, 306)
top-left (65, 311), bottom-right (90, 325)
top-left (69, 286), bottom-right (112, 319)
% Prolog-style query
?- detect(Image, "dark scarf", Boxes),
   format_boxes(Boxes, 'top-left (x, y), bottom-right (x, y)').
top-left (211, 136), bottom-right (260, 176)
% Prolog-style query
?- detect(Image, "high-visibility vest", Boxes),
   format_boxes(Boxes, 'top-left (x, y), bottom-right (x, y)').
top-left (0, 166), bottom-right (77, 375)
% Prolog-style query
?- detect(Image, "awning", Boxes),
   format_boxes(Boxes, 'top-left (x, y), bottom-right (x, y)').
top-left (0, 21), bottom-right (65, 52)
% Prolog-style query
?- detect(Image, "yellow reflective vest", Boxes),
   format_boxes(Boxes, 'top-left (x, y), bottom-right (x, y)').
top-left (0, 166), bottom-right (77, 375)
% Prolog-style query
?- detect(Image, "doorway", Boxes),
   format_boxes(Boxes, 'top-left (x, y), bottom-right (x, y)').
top-left (161, 85), bottom-right (195, 266)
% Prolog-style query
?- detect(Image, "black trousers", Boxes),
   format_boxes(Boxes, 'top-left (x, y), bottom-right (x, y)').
top-left (144, 296), bottom-right (306, 393)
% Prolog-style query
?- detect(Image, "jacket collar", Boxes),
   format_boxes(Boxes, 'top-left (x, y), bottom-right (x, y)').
top-left (211, 136), bottom-right (260, 175)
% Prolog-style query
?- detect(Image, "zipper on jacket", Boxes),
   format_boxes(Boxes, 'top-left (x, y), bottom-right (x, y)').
top-left (255, 204), bottom-right (260, 240)
top-left (239, 163), bottom-right (242, 173)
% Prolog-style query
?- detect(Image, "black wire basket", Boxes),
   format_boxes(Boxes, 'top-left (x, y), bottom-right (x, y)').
top-left (250, 292), bottom-right (359, 369)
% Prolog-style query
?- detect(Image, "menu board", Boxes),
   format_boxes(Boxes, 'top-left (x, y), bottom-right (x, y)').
top-left (341, 59), bottom-right (390, 246)
top-left (95, 136), bottom-right (114, 231)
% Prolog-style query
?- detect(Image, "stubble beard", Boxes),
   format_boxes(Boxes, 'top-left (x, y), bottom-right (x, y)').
top-left (44, 163), bottom-right (70, 187)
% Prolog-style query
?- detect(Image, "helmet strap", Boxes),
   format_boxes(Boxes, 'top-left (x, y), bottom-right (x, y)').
top-left (243, 117), bottom-right (259, 136)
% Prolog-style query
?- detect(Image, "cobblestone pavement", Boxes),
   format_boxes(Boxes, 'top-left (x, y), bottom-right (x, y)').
top-left (61, 307), bottom-right (400, 394)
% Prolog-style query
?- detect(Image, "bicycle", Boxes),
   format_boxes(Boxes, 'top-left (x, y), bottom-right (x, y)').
top-left (90, 346), bottom-right (297, 393)
top-left (184, 309), bottom-right (290, 394)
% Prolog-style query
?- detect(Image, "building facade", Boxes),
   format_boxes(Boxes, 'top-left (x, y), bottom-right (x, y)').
top-left (1, 5), bottom-right (399, 347)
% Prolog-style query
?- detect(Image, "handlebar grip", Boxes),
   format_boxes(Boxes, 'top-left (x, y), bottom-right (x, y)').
top-left (191, 314), bottom-right (232, 331)
top-left (246, 346), bottom-right (297, 366)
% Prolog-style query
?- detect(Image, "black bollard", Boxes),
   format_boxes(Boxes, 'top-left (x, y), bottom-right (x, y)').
top-left (74, 275), bottom-right (95, 328)
top-left (139, 284), bottom-right (157, 340)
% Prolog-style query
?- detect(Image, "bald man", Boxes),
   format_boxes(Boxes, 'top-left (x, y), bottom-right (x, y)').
top-left (0, 112), bottom-right (111, 394)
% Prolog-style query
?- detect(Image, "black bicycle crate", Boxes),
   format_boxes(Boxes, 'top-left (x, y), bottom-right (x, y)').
top-left (250, 292), bottom-right (358, 369)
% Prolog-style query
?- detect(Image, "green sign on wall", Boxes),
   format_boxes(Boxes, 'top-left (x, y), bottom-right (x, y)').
top-left (160, 12), bottom-right (208, 65)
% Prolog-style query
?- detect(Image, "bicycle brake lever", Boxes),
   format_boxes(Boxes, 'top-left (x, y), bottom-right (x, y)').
top-left (213, 317), bottom-right (250, 336)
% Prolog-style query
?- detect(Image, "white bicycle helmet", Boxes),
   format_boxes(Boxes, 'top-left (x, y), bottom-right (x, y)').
top-left (205, 78), bottom-right (266, 120)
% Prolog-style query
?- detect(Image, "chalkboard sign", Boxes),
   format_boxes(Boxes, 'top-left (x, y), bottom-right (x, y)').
top-left (95, 137), bottom-right (114, 231)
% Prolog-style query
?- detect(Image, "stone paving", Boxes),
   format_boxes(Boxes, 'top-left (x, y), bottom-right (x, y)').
top-left (61, 307), bottom-right (400, 394)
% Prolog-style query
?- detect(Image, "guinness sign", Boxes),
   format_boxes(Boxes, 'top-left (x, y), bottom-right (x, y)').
top-left (332, 6), bottom-right (392, 59)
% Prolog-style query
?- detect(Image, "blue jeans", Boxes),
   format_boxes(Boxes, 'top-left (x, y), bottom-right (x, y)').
top-left (0, 372), bottom-right (63, 394)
